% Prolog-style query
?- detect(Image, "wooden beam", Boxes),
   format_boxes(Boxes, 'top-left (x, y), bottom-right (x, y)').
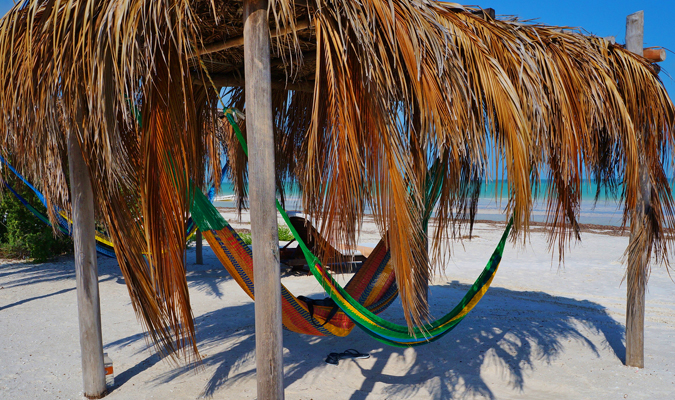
top-left (243, 0), bottom-right (285, 398)
top-left (643, 48), bottom-right (666, 63)
top-left (625, 10), bottom-right (647, 370)
top-left (195, 230), bottom-right (203, 265)
top-left (196, 18), bottom-right (312, 57)
top-left (68, 103), bottom-right (107, 399)
top-left (271, 50), bottom-right (316, 68)
top-left (471, 8), bottom-right (495, 20)
top-left (192, 73), bottom-right (314, 93)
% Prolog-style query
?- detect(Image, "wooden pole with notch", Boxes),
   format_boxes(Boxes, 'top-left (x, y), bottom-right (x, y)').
top-left (68, 102), bottom-right (108, 398)
top-left (195, 230), bottom-right (203, 265)
top-left (243, 0), bottom-right (284, 398)
top-left (625, 10), bottom-right (647, 369)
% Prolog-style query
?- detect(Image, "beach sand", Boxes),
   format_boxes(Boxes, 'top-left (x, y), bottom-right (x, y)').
top-left (1, 209), bottom-right (674, 399)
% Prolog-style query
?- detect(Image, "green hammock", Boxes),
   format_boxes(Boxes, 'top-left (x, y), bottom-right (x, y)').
top-left (195, 109), bottom-right (513, 347)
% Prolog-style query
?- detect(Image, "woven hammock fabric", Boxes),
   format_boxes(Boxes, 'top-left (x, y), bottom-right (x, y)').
top-left (190, 176), bottom-right (512, 345)
top-left (1, 115), bottom-right (511, 346)
top-left (190, 187), bottom-right (398, 336)
top-left (215, 110), bottom-right (513, 346)
top-left (282, 196), bottom-right (510, 346)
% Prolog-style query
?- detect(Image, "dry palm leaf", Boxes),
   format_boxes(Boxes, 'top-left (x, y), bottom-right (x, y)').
top-left (0, 0), bottom-right (672, 355)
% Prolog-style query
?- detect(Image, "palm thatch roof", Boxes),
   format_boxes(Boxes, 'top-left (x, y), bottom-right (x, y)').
top-left (0, 0), bottom-right (673, 360)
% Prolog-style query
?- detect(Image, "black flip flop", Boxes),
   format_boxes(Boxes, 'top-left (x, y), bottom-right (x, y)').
top-left (325, 349), bottom-right (370, 365)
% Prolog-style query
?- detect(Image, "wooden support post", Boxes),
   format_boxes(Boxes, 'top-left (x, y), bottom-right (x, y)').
top-left (195, 230), bottom-right (203, 265)
top-left (625, 10), bottom-right (648, 369)
top-left (412, 104), bottom-right (430, 318)
top-left (68, 105), bottom-right (107, 398)
top-left (243, 0), bottom-right (284, 398)
top-left (416, 235), bottom-right (430, 316)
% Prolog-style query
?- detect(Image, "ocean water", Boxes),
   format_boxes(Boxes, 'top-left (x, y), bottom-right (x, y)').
top-left (215, 180), bottom-right (626, 227)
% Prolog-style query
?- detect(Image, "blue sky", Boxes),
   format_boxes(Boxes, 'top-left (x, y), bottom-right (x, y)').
top-left (481, 0), bottom-right (675, 98)
top-left (0, 0), bottom-right (672, 97)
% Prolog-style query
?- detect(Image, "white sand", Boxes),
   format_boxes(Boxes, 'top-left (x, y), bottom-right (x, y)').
top-left (1, 210), bottom-right (674, 399)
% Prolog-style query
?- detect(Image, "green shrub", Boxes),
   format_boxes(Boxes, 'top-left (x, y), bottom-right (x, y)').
top-left (238, 232), bottom-right (252, 245)
top-left (235, 225), bottom-right (293, 246)
top-left (278, 225), bottom-right (294, 241)
top-left (0, 179), bottom-right (73, 262)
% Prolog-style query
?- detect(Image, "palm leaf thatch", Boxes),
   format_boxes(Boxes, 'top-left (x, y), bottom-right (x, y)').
top-left (0, 0), bottom-right (672, 358)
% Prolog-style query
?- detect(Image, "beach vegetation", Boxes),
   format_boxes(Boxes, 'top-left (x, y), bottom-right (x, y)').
top-left (236, 225), bottom-right (294, 245)
top-left (0, 181), bottom-right (73, 262)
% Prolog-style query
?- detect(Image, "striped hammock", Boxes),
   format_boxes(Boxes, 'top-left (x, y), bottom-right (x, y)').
top-left (191, 186), bottom-right (399, 336)
top-left (1, 113), bottom-right (511, 346)
top-left (192, 109), bottom-right (513, 346)
top-left (190, 176), bottom-right (511, 346)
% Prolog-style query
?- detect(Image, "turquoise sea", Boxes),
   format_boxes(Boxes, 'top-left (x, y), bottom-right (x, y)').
top-left (215, 180), bottom-right (626, 227)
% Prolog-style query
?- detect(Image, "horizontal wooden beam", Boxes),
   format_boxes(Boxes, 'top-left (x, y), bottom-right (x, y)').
top-left (471, 8), bottom-right (495, 20)
top-left (192, 73), bottom-right (314, 93)
top-left (643, 48), bottom-right (666, 62)
top-left (604, 38), bottom-right (666, 63)
top-left (195, 19), bottom-right (313, 57)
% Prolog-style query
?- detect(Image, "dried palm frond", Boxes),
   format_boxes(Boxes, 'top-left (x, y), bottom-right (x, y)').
top-left (0, 0), bottom-right (673, 353)
top-left (296, 1), bottom-right (534, 327)
top-left (0, 0), bottom-right (223, 361)
top-left (216, 1), bottom-right (674, 332)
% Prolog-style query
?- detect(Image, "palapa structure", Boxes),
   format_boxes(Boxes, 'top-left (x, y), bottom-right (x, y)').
top-left (0, 0), bottom-right (673, 389)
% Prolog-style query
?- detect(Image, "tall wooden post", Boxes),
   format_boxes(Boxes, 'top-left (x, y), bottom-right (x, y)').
top-left (195, 229), bottom-right (203, 265)
top-left (416, 235), bottom-right (430, 317)
top-left (625, 10), bottom-right (648, 369)
top-left (68, 105), bottom-right (107, 398)
top-left (243, 0), bottom-right (284, 398)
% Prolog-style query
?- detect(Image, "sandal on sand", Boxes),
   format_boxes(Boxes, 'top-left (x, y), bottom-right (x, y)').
top-left (325, 349), bottom-right (370, 365)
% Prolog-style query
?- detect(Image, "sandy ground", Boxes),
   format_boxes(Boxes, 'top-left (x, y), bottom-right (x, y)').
top-left (1, 210), bottom-right (674, 400)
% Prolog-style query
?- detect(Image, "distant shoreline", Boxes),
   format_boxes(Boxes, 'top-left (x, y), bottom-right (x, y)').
top-left (216, 206), bottom-right (630, 237)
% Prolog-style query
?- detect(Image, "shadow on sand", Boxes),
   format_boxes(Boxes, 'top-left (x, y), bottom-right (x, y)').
top-left (0, 254), bottom-right (121, 311)
top-left (107, 255), bottom-right (626, 400)
top-left (1, 243), bottom-right (626, 399)
top-left (0, 257), bottom-right (77, 287)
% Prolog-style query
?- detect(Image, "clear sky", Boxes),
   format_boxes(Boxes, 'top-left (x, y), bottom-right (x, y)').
top-left (0, 0), bottom-right (672, 96)
top-left (480, 0), bottom-right (675, 99)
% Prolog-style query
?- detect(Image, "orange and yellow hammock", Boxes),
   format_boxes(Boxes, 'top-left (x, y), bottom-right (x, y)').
top-left (190, 186), bottom-right (398, 337)
top-left (187, 110), bottom-right (513, 347)
top-left (190, 178), bottom-right (512, 346)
